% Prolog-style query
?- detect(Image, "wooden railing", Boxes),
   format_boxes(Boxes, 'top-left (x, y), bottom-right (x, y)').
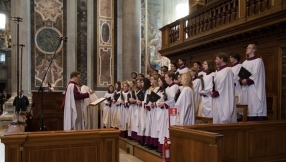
top-left (160, 0), bottom-right (284, 52)
top-left (246, 0), bottom-right (271, 17)
top-left (185, 0), bottom-right (238, 39)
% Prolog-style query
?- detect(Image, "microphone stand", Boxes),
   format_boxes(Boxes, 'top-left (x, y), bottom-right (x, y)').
top-left (28, 37), bottom-right (66, 131)
top-left (11, 17), bottom-right (24, 125)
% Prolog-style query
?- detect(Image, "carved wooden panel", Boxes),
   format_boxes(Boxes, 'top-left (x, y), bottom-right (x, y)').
top-left (259, 50), bottom-right (276, 94)
top-left (28, 92), bottom-right (64, 131)
top-left (0, 129), bottom-right (120, 162)
top-left (282, 47), bottom-right (286, 119)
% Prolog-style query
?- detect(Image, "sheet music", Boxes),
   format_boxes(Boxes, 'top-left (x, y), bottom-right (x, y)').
top-left (89, 97), bottom-right (106, 106)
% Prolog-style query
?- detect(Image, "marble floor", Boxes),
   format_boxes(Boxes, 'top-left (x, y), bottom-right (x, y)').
top-left (0, 129), bottom-right (142, 162)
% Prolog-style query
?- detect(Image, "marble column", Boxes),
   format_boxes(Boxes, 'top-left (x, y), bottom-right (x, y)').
top-left (10, 0), bottom-right (31, 97)
top-left (66, 0), bottom-right (77, 81)
top-left (122, 0), bottom-right (141, 80)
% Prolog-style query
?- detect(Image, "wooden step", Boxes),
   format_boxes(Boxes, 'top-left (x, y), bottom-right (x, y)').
top-left (119, 137), bottom-right (162, 162)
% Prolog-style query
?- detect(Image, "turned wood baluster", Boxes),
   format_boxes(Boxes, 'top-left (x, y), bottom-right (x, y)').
top-left (195, 16), bottom-right (200, 34)
top-left (206, 11), bottom-right (212, 31)
top-left (225, 2), bottom-right (231, 24)
top-left (203, 12), bottom-right (208, 32)
top-left (176, 24), bottom-right (180, 41)
top-left (231, 0), bottom-right (237, 22)
top-left (185, 20), bottom-right (189, 39)
top-left (212, 9), bottom-right (216, 29)
top-left (169, 28), bottom-right (172, 44)
top-left (255, 0), bottom-right (262, 14)
top-left (221, 3), bottom-right (226, 26)
top-left (188, 18), bottom-right (192, 37)
top-left (216, 7), bottom-right (221, 28)
top-left (267, 0), bottom-right (271, 10)
top-left (250, 0), bottom-right (256, 16)
top-left (261, 0), bottom-right (267, 11)
top-left (200, 14), bottom-right (204, 33)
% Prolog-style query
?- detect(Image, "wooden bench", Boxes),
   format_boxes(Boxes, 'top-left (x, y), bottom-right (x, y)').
top-left (266, 93), bottom-right (277, 120)
top-left (236, 104), bottom-right (248, 122)
top-left (170, 121), bottom-right (286, 162)
top-left (195, 116), bottom-right (213, 124)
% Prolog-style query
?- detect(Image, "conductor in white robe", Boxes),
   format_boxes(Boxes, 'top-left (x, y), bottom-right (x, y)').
top-left (211, 53), bottom-right (236, 124)
top-left (240, 44), bottom-right (267, 121)
top-left (62, 71), bottom-right (94, 130)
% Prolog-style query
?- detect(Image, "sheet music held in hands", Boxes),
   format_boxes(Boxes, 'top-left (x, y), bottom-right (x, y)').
top-left (89, 97), bottom-right (106, 106)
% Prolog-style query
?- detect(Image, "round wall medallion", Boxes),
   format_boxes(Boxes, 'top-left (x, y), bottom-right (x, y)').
top-left (35, 27), bottom-right (63, 54)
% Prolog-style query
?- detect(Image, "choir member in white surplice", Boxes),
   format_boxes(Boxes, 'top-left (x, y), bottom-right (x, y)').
top-left (62, 71), bottom-right (94, 130)
top-left (174, 73), bottom-right (195, 125)
top-left (158, 71), bottom-right (179, 110)
top-left (81, 85), bottom-right (99, 129)
top-left (199, 60), bottom-right (216, 118)
top-left (129, 80), bottom-right (140, 139)
top-left (189, 67), bottom-right (202, 116)
top-left (171, 62), bottom-right (178, 74)
top-left (136, 78), bottom-right (151, 145)
top-left (193, 61), bottom-right (206, 76)
top-left (119, 82), bottom-right (130, 138)
top-left (126, 80), bottom-right (135, 138)
top-left (177, 58), bottom-right (189, 74)
top-left (211, 53), bottom-right (236, 124)
top-left (156, 76), bottom-right (168, 153)
top-left (102, 85), bottom-right (114, 128)
top-left (229, 52), bottom-right (245, 104)
top-left (240, 44), bottom-right (267, 121)
top-left (146, 74), bottom-right (160, 148)
top-left (111, 81), bottom-right (121, 128)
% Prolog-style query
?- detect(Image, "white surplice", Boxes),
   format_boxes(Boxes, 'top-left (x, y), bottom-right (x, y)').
top-left (165, 83), bottom-right (179, 108)
top-left (192, 78), bottom-right (202, 115)
top-left (64, 84), bottom-right (85, 130)
top-left (148, 87), bottom-right (160, 140)
top-left (156, 90), bottom-right (169, 145)
top-left (177, 67), bottom-right (189, 74)
top-left (200, 72), bottom-right (214, 117)
top-left (119, 91), bottom-right (129, 131)
top-left (212, 67), bottom-right (236, 123)
top-left (102, 92), bottom-right (114, 128)
top-left (242, 58), bottom-right (267, 116)
top-left (111, 91), bottom-right (121, 128)
top-left (174, 86), bottom-right (195, 125)
top-left (231, 63), bottom-right (245, 104)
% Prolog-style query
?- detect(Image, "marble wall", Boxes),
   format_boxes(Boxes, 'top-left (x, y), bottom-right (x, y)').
top-left (31, 0), bottom-right (66, 90)
top-left (77, 0), bottom-right (88, 85)
top-left (93, 0), bottom-right (115, 89)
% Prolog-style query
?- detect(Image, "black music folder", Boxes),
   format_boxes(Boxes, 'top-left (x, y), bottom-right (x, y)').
top-left (136, 91), bottom-right (144, 101)
top-left (149, 91), bottom-right (161, 102)
top-left (238, 67), bottom-right (252, 79)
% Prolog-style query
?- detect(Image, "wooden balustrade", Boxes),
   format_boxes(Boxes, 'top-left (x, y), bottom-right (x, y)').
top-left (247, 0), bottom-right (271, 17)
top-left (160, 0), bottom-right (285, 52)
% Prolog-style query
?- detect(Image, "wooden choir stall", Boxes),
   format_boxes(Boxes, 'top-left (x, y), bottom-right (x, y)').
top-left (169, 121), bottom-right (286, 162)
top-left (0, 92), bottom-right (119, 162)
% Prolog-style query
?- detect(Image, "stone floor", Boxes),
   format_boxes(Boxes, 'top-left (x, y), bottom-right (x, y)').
top-left (0, 129), bottom-right (142, 162)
